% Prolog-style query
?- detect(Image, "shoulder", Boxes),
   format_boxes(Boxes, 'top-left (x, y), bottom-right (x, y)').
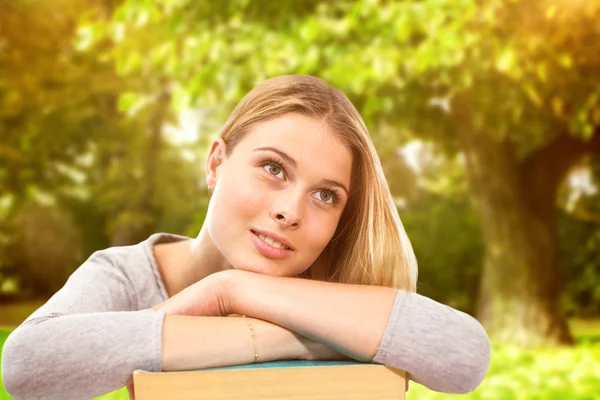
top-left (105, 232), bottom-right (192, 308)
top-left (68, 232), bottom-right (190, 309)
top-left (18, 233), bottom-right (192, 326)
top-left (84, 232), bottom-right (189, 273)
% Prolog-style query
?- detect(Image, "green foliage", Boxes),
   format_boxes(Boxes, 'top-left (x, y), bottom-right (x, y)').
top-left (0, 0), bottom-right (206, 294)
top-left (0, 329), bottom-right (9, 398)
top-left (558, 155), bottom-right (600, 317)
top-left (7, 200), bottom-right (84, 298)
top-left (0, 0), bottom-right (124, 206)
top-left (87, 0), bottom-right (600, 157)
top-left (408, 341), bottom-right (600, 399)
top-left (403, 192), bottom-right (483, 314)
top-left (559, 214), bottom-right (600, 318)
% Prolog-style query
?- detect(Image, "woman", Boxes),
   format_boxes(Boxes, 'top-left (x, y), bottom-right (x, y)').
top-left (2, 75), bottom-right (490, 399)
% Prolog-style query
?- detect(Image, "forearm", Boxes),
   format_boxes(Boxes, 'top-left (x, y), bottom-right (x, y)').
top-left (230, 272), bottom-right (398, 362)
top-left (2, 310), bottom-right (164, 400)
top-left (159, 314), bottom-right (309, 371)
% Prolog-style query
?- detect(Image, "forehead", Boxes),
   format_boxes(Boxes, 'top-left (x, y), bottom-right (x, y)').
top-left (234, 113), bottom-right (352, 187)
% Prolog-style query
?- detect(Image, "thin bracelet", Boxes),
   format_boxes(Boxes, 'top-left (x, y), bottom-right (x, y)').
top-left (242, 315), bottom-right (259, 363)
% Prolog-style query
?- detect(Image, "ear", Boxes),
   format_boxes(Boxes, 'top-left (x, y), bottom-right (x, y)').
top-left (206, 138), bottom-right (227, 192)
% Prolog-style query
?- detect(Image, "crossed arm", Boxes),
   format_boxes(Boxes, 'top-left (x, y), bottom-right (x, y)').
top-left (152, 269), bottom-right (397, 362)
top-left (228, 270), bottom-right (398, 361)
top-left (151, 268), bottom-right (491, 394)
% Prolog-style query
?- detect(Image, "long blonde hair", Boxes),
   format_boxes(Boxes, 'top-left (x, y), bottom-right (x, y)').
top-left (217, 75), bottom-right (418, 292)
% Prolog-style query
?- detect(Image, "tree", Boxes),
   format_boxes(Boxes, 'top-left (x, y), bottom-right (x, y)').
top-left (0, 0), bottom-right (122, 289)
top-left (0, 0), bottom-right (204, 295)
top-left (0, 0), bottom-right (115, 213)
top-left (85, 0), bottom-right (600, 346)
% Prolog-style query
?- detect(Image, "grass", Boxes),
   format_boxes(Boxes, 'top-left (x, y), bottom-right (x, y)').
top-left (0, 319), bottom-right (599, 399)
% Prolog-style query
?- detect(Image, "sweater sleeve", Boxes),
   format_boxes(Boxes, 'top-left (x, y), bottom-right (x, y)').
top-left (1, 249), bottom-right (166, 400)
top-left (372, 290), bottom-right (491, 394)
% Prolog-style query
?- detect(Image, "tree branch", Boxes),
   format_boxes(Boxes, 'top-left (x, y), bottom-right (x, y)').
top-left (524, 128), bottom-right (600, 175)
top-left (521, 127), bottom-right (600, 210)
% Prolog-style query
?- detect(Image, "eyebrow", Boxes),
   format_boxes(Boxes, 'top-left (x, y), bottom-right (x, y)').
top-left (253, 146), bottom-right (350, 196)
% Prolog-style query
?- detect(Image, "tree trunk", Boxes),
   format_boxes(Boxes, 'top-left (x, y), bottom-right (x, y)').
top-left (452, 95), bottom-right (575, 347)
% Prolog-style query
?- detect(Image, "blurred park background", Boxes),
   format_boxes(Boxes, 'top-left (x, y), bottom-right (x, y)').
top-left (1, 0), bottom-right (600, 398)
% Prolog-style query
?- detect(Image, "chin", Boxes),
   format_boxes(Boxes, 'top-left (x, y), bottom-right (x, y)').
top-left (229, 260), bottom-right (275, 276)
top-left (232, 261), bottom-right (296, 278)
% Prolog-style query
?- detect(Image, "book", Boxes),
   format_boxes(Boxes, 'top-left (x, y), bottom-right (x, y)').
top-left (133, 360), bottom-right (407, 400)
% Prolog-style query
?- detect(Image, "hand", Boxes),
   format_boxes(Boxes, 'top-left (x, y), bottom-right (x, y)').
top-left (151, 270), bottom-right (235, 317)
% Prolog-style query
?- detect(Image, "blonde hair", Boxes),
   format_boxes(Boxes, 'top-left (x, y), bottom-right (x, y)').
top-left (218, 75), bottom-right (418, 292)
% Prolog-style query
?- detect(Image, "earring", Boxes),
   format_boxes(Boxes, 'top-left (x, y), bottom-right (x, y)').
top-left (208, 186), bottom-right (213, 198)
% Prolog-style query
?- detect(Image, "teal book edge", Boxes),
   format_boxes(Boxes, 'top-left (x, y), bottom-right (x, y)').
top-left (180, 360), bottom-right (373, 373)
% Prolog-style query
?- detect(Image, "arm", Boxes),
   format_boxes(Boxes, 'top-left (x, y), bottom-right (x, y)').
top-left (1, 250), bottom-right (165, 400)
top-left (157, 314), bottom-right (347, 371)
top-left (2, 309), bottom-right (165, 400)
top-left (3, 249), bottom-right (308, 399)
top-left (228, 270), bottom-right (397, 361)
top-left (152, 274), bottom-right (352, 371)
top-left (226, 270), bottom-right (491, 394)
top-left (1, 248), bottom-right (344, 400)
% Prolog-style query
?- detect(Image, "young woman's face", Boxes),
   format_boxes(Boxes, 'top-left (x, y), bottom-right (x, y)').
top-left (205, 112), bottom-right (353, 277)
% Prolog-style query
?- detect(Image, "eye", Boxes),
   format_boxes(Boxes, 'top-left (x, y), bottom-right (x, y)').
top-left (314, 189), bottom-right (341, 205)
top-left (260, 159), bottom-right (286, 179)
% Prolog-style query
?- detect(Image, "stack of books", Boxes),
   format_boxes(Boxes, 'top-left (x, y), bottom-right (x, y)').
top-left (133, 360), bottom-right (407, 399)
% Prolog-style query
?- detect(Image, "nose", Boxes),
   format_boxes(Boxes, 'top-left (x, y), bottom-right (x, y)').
top-left (270, 188), bottom-right (304, 229)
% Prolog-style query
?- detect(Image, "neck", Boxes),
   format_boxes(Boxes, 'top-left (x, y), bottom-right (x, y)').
top-left (155, 224), bottom-right (232, 298)
top-left (189, 223), bottom-right (234, 277)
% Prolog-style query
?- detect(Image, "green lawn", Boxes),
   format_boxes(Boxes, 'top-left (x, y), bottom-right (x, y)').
top-left (0, 320), bottom-right (599, 399)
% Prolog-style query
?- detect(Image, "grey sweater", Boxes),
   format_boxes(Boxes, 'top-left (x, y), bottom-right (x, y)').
top-left (1, 233), bottom-right (491, 399)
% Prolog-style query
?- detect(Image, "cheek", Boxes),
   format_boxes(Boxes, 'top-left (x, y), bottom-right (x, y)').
top-left (304, 213), bottom-right (340, 252)
top-left (207, 173), bottom-right (267, 242)
top-left (230, 178), bottom-right (272, 221)
top-left (220, 169), bottom-right (267, 211)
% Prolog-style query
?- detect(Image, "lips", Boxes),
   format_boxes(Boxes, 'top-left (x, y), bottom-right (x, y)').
top-left (250, 230), bottom-right (294, 260)
top-left (251, 229), bottom-right (294, 251)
